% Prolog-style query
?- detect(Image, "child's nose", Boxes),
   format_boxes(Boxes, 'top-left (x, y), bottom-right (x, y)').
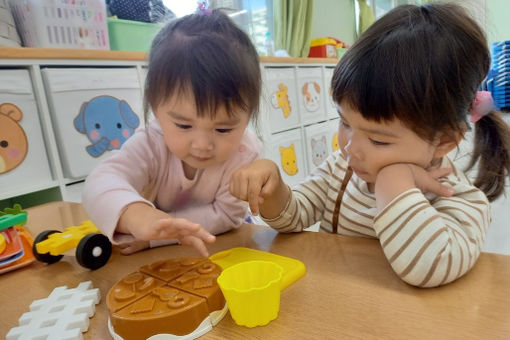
top-left (191, 133), bottom-right (214, 151)
top-left (344, 137), bottom-right (363, 161)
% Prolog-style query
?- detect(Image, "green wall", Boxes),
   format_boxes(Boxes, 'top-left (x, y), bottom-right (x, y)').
top-left (487, 0), bottom-right (510, 45)
top-left (311, 0), bottom-right (356, 46)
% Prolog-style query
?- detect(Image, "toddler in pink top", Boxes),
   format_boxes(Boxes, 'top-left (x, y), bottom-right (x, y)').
top-left (82, 9), bottom-right (261, 256)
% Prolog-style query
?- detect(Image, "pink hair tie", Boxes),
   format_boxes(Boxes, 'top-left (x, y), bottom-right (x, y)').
top-left (469, 91), bottom-right (495, 123)
top-left (197, 1), bottom-right (212, 15)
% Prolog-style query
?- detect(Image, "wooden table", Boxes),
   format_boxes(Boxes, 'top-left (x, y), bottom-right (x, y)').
top-left (1, 202), bottom-right (509, 339)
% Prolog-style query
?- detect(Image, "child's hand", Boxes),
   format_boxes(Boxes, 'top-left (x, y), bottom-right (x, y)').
top-left (135, 217), bottom-right (215, 256)
top-left (405, 164), bottom-right (454, 196)
top-left (375, 163), bottom-right (454, 210)
top-left (118, 239), bottom-right (151, 255)
top-left (230, 159), bottom-right (286, 216)
top-left (118, 203), bottom-right (216, 257)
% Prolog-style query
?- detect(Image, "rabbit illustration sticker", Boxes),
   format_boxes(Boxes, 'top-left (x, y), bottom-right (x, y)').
top-left (74, 96), bottom-right (140, 158)
top-left (0, 103), bottom-right (28, 174)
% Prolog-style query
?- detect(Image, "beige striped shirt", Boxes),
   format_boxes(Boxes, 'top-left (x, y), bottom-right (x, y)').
top-left (263, 151), bottom-right (490, 287)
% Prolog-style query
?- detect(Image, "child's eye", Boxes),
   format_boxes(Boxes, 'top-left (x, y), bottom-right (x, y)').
top-left (370, 139), bottom-right (389, 146)
top-left (339, 120), bottom-right (350, 129)
top-left (175, 123), bottom-right (191, 129)
top-left (216, 128), bottom-right (233, 133)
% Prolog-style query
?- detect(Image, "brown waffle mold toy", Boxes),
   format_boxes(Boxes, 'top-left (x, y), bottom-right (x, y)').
top-left (107, 257), bottom-right (227, 340)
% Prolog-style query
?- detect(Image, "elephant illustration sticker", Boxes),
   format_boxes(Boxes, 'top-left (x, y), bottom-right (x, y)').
top-left (74, 96), bottom-right (140, 157)
top-left (0, 103), bottom-right (28, 174)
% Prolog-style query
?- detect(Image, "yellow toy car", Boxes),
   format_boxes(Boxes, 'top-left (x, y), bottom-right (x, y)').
top-left (33, 220), bottom-right (112, 270)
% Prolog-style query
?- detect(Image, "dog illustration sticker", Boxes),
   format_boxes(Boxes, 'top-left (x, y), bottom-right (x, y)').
top-left (302, 81), bottom-right (321, 112)
top-left (0, 103), bottom-right (28, 174)
top-left (74, 96), bottom-right (140, 157)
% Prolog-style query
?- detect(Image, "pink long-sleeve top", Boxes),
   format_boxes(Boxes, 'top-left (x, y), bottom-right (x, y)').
top-left (82, 120), bottom-right (261, 248)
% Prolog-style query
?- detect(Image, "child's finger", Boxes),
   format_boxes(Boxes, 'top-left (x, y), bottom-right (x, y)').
top-left (247, 179), bottom-right (262, 216)
top-left (229, 177), bottom-right (241, 199)
top-left (259, 171), bottom-right (279, 197)
top-left (427, 179), bottom-right (454, 197)
top-left (172, 218), bottom-right (201, 232)
top-left (430, 167), bottom-right (452, 179)
top-left (196, 228), bottom-right (216, 243)
top-left (182, 236), bottom-right (210, 257)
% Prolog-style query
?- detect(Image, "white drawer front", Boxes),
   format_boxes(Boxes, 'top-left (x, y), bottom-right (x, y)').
top-left (323, 67), bottom-right (338, 119)
top-left (304, 121), bottom-right (332, 171)
top-left (0, 70), bottom-right (53, 199)
top-left (42, 68), bottom-right (143, 179)
top-left (265, 128), bottom-right (307, 188)
top-left (261, 67), bottom-right (300, 133)
top-left (296, 67), bottom-right (326, 125)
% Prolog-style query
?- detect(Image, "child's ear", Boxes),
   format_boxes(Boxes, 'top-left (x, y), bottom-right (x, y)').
top-left (433, 130), bottom-right (465, 158)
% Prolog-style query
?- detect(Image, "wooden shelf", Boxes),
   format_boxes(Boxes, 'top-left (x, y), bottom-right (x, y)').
top-left (0, 47), bottom-right (147, 61)
top-left (0, 47), bottom-right (338, 64)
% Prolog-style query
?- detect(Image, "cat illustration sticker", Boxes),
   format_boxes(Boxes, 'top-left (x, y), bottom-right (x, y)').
top-left (271, 83), bottom-right (292, 118)
top-left (279, 144), bottom-right (298, 176)
top-left (74, 96), bottom-right (140, 158)
top-left (302, 81), bottom-right (321, 112)
top-left (0, 103), bottom-right (28, 174)
top-left (311, 136), bottom-right (328, 166)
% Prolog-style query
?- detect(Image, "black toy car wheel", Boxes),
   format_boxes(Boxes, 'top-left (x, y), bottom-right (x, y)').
top-left (32, 230), bottom-right (64, 264)
top-left (76, 233), bottom-right (112, 270)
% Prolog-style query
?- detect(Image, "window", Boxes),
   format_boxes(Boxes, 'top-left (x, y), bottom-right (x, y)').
top-left (163, 0), bottom-right (273, 56)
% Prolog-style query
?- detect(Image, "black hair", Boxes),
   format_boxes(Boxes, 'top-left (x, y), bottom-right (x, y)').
top-left (332, 3), bottom-right (510, 201)
top-left (145, 9), bottom-right (261, 122)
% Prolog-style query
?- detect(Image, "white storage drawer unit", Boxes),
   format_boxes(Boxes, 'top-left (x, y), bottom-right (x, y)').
top-left (0, 69), bottom-right (54, 199)
top-left (304, 120), bottom-right (334, 170)
top-left (261, 67), bottom-right (300, 133)
top-left (42, 68), bottom-right (144, 180)
top-left (323, 66), bottom-right (338, 119)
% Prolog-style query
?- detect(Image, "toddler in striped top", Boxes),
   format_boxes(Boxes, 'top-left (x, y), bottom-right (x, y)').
top-left (230, 3), bottom-right (510, 287)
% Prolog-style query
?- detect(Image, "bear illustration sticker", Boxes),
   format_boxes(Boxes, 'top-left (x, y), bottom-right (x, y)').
top-left (279, 144), bottom-right (298, 176)
top-left (0, 103), bottom-right (28, 174)
top-left (74, 96), bottom-right (140, 158)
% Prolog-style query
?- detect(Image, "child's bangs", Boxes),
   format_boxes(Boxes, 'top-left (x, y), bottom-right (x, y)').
top-left (332, 47), bottom-right (427, 125)
top-left (147, 34), bottom-right (256, 119)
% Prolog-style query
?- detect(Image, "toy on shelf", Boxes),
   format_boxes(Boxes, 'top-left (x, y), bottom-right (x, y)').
top-left (6, 281), bottom-right (100, 340)
top-left (33, 220), bottom-right (112, 270)
top-left (0, 204), bottom-right (35, 274)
